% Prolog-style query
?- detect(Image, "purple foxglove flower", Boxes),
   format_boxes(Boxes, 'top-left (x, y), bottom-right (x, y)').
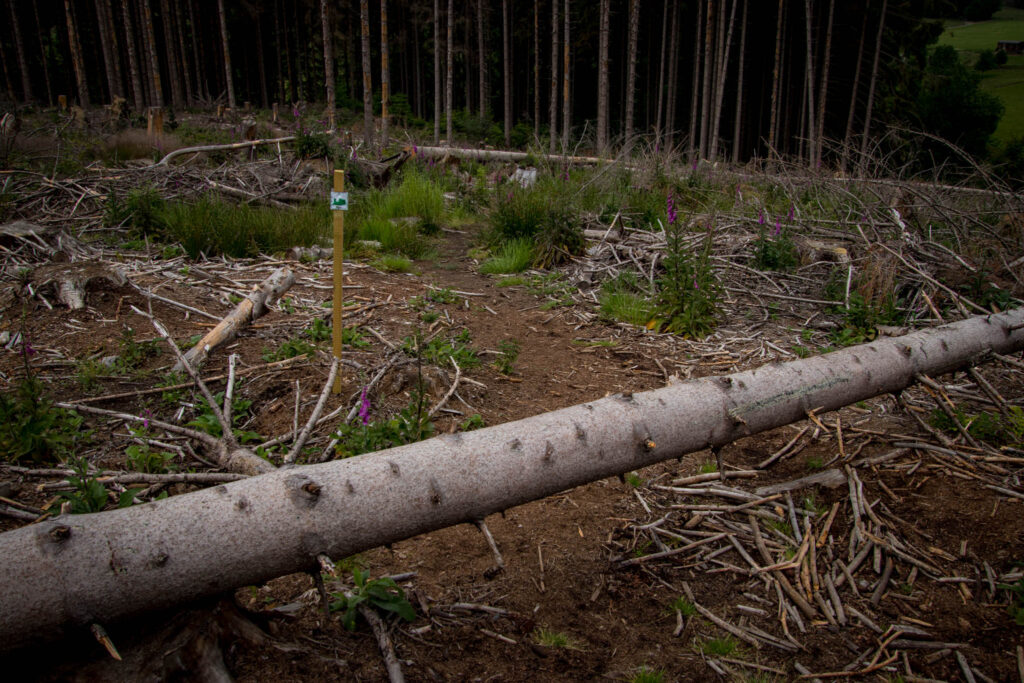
top-left (666, 194), bottom-right (677, 225)
top-left (358, 387), bottom-right (371, 426)
top-left (788, 205), bottom-right (794, 222)
top-left (758, 211), bottom-right (765, 225)
top-left (773, 219), bottom-right (781, 237)
top-left (693, 278), bottom-right (700, 290)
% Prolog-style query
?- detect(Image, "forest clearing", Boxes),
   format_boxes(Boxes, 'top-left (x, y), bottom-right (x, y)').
top-left (0, 100), bottom-right (1022, 682)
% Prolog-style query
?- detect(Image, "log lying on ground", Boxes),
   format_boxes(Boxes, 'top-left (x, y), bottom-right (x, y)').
top-left (153, 136), bottom-right (297, 166)
top-left (173, 267), bottom-right (294, 371)
top-left (1, 308), bottom-right (1022, 650)
top-left (413, 145), bottom-right (607, 165)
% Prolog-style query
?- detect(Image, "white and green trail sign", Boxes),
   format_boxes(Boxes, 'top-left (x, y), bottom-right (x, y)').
top-left (330, 192), bottom-right (349, 211)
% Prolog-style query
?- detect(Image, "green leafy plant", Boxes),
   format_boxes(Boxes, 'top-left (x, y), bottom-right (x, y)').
top-left (186, 393), bottom-right (260, 443)
top-left (262, 337), bottom-right (317, 362)
top-left (305, 317), bottom-right (332, 342)
top-left (115, 327), bottom-right (161, 373)
top-left (698, 461), bottom-right (718, 474)
top-left (103, 186), bottom-right (166, 234)
top-left (829, 293), bottom-right (898, 347)
top-left (401, 330), bottom-right (479, 369)
top-left (625, 472), bottom-right (643, 488)
top-left (668, 596), bottom-right (697, 617)
top-left (1, 344), bottom-right (86, 464)
top-left (459, 414), bottom-right (486, 431)
top-left (752, 215), bottom-right (798, 272)
top-left (343, 327), bottom-right (370, 349)
top-left (805, 456), bottom-right (824, 471)
top-left (329, 568), bottom-right (416, 631)
top-left (125, 437), bottom-right (176, 474)
top-left (58, 458), bottom-right (108, 514)
top-left (494, 339), bottom-right (520, 375)
top-left (653, 218), bottom-right (721, 338)
top-left (333, 391), bottom-right (435, 458)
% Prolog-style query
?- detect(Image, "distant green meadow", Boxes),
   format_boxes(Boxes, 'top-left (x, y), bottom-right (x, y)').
top-left (938, 7), bottom-right (1024, 144)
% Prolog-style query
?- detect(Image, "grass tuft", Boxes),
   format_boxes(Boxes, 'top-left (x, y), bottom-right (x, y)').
top-left (480, 238), bottom-right (535, 274)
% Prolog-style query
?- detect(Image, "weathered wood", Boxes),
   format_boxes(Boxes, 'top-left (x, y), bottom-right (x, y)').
top-left (154, 136), bottom-right (297, 166)
top-left (174, 268), bottom-right (295, 371)
top-left (0, 308), bottom-right (1021, 650)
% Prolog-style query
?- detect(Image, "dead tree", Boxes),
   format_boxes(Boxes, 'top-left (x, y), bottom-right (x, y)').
top-left (0, 308), bottom-right (1021, 650)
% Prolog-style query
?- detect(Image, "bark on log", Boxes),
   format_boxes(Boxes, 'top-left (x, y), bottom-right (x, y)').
top-left (1, 308), bottom-right (1022, 650)
top-left (174, 267), bottom-right (294, 371)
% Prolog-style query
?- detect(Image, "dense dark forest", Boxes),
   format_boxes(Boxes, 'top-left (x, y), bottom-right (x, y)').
top-left (0, 0), bottom-right (1010, 168)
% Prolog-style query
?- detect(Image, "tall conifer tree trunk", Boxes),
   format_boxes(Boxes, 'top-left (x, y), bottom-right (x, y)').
top-left (94, 0), bottom-right (118, 102)
top-left (562, 0), bottom-right (570, 150)
top-left (802, 0), bottom-right (816, 166)
top-left (188, 0), bottom-right (206, 101)
top-left (709, 0), bottom-right (738, 161)
top-left (33, 2), bottom-right (54, 106)
top-left (360, 0), bottom-right (375, 149)
top-left (623, 0), bottom-right (639, 150)
top-left (656, 0), bottom-right (668, 147)
top-left (8, 0), bottom-right (34, 102)
top-left (321, 0), bottom-right (335, 128)
top-left (64, 0), bottom-right (90, 107)
top-left (159, 0), bottom-right (183, 109)
top-left (767, 0), bottom-right (784, 156)
top-left (218, 0), bottom-right (235, 108)
top-left (478, 0), bottom-right (487, 117)
top-left (731, 0), bottom-right (748, 163)
top-left (664, 0), bottom-right (679, 148)
top-left (121, 0), bottom-right (145, 110)
top-left (502, 0), bottom-right (511, 147)
top-left (815, 0), bottom-right (835, 167)
top-left (688, 0), bottom-right (703, 157)
top-left (141, 0), bottom-right (163, 108)
top-left (173, 1), bottom-right (193, 106)
top-left (549, 0), bottom-right (559, 153)
top-left (698, 0), bottom-right (715, 159)
top-left (859, 0), bottom-right (887, 174)
top-left (841, 2), bottom-right (870, 173)
top-left (381, 0), bottom-right (390, 145)
top-left (434, 0), bottom-right (441, 143)
top-left (534, 1), bottom-right (540, 138)
top-left (446, 0), bottom-right (454, 144)
top-left (597, 0), bottom-right (610, 153)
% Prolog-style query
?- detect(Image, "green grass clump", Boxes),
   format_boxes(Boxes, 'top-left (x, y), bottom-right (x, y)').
top-left (488, 180), bottom-right (584, 268)
top-left (699, 636), bottom-right (739, 656)
top-left (532, 628), bottom-right (581, 649)
top-left (599, 272), bottom-right (653, 327)
top-left (357, 169), bottom-right (446, 234)
top-left (629, 666), bottom-right (666, 683)
top-left (480, 238), bottom-right (535, 274)
top-left (262, 337), bottom-right (317, 362)
top-left (163, 197), bottom-right (329, 258)
top-left (373, 254), bottom-right (415, 273)
top-left (668, 596), bottom-right (697, 617)
top-left (104, 186), bottom-right (166, 234)
top-left (356, 215), bottom-right (431, 259)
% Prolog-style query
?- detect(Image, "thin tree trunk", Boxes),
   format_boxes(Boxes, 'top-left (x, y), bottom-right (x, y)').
top-left (120, 0), bottom-right (145, 110)
top-left (549, 0), bottom-right (559, 153)
top-left (140, 0), bottom-right (163, 108)
top-left (623, 0), bottom-right (639, 150)
top-left (8, 0), bottom-right (34, 102)
top-left (434, 0), bottom-right (440, 144)
top-left (596, 0), bottom-right (610, 153)
top-left (502, 0), bottom-right (511, 146)
top-left (709, 0), bottom-right (738, 161)
top-left (767, 0), bottom-right (784, 156)
top-left (173, 0), bottom-right (193, 106)
top-left (656, 0), bottom-right (668, 147)
top-left (815, 0), bottom-right (835, 167)
top-left (321, 0), bottom-right (335, 128)
top-left (94, 0), bottom-right (117, 101)
top-left (189, 0), bottom-right (206, 102)
top-left (360, 0), bottom-right (374, 149)
top-left (698, 0), bottom-right (715, 159)
top-left (0, 35), bottom-right (17, 103)
top-left (841, 3), bottom-right (870, 174)
top-left (255, 14), bottom-right (268, 109)
top-left (32, 1), bottom-right (54, 106)
top-left (687, 0), bottom-right (703, 157)
top-left (159, 0), bottom-right (183, 109)
top-left (446, 0), bottom-right (453, 144)
top-left (381, 0), bottom-right (390, 145)
top-left (562, 0), bottom-right (570, 150)
top-left (413, 7), bottom-right (422, 117)
top-left (802, 0), bottom-right (816, 167)
top-left (664, 0), bottom-right (679, 149)
top-left (64, 0), bottom-right (90, 107)
top-left (534, 0), bottom-right (540, 138)
top-left (859, 0), bottom-right (887, 174)
top-left (731, 0), bottom-right (747, 164)
top-left (217, 0), bottom-right (234, 108)
top-left (3, 308), bottom-right (1022, 651)
top-left (105, 0), bottom-right (125, 100)
top-left (478, 0), bottom-right (487, 117)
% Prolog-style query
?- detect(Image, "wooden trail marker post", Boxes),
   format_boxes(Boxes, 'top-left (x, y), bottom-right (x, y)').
top-left (331, 170), bottom-right (348, 393)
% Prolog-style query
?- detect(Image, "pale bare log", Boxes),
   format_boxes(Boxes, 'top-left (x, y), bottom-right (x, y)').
top-left (154, 136), bottom-right (297, 166)
top-left (174, 268), bottom-right (295, 371)
top-left (0, 309), bottom-right (1022, 650)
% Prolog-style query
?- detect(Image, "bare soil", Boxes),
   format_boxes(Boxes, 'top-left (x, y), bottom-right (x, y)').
top-left (1, 185), bottom-right (1024, 682)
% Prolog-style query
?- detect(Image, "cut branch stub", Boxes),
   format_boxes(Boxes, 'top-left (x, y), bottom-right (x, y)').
top-left (0, 308), bottom-right (1022, 651)
top-left (174, 267), bottom-right (295, 371)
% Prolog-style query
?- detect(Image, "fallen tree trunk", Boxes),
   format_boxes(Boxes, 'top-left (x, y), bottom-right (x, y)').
top-left (413, 145), bottom-right (607, 165)
top-left (153, 136), bottom-right (297, 166)
top-left (173, 267), bottom-right (294, 371)
top-left (1, 308), bottom-right (1022, 650)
